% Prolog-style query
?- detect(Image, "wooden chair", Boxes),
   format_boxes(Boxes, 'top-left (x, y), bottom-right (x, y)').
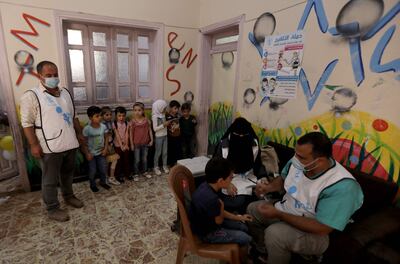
top-left (168, 165), bottom-right (241, 264)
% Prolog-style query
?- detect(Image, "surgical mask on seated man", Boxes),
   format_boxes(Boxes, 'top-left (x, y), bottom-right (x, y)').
top-left (291, 155), bottom-right (320, 173)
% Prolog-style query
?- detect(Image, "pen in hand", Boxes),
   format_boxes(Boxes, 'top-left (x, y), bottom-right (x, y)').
top-left (248, 178), bottom-right (257, 184)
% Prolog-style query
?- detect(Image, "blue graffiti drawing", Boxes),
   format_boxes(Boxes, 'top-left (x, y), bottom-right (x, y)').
top-left (248, 32), bottom-right (263, 58)
top-left (370, 25), bottom-right (400, 74)
top-left (349, 38), bottom-right (365, 86)
top-left (260, 96), bottom-right (269, 106)
top-left (328, 25), bottom-right (365, 86)
top-left (299, 59), bottom-right (339, 110)
top-left (362, 2), bottom-right (400, 40)
top-left (328, 2), bottom-right (399, 86)
top-left (297, 0), bottom-right (329, 33)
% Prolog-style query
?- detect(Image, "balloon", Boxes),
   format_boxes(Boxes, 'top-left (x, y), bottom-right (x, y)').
top-left (2, 150), bottom-right (16, 161)
top-left (0, 135), bottom-right (14, 151)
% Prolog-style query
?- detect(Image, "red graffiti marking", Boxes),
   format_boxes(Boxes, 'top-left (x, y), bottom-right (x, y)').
top-left (168, 32), bottom-right (185, 51)
top-left (181, 48), bottom-right (198, 69)
top-left (10, 13), bottom-right (50, 50)
top-left (166, 65), bottom-right (181, 96)
top-left (166, 32), bottom-right (198, 96)
top-left (16, 55), bottom-right (40, 85)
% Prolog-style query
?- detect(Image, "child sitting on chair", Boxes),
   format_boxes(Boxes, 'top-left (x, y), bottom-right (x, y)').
top-left (189, 157), bottom-right (253, 263)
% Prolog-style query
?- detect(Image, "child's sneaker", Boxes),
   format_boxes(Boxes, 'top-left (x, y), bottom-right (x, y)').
top-left (163, 166), bottom-right (170, 174)
top-left (144, 172), bottom-right (152, 179)
top-left (154, 167), bottom-right (162, 176)
top-left (133, 174), bottom-right (139, 182)
top-left (108, 177), bottom-right (120, 185)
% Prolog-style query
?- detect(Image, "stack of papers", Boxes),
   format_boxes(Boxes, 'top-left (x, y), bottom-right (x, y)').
top-left (177, 156), bottom-right (210, 177)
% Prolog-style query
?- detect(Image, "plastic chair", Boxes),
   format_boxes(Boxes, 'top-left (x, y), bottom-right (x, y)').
top-left (168, 165), bottom-right (241, 264)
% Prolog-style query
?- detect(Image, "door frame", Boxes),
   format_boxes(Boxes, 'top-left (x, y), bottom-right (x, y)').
top-left (196, 15), bottom-right (245, 155)
top-left (0, 11), bottom-right (30, 191)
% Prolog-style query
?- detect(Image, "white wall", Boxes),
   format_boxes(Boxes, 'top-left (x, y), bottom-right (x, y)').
top-left (2, 0), bottom-right (200, 28)
top-left (0, 0), bottom-right (200, 107)
top-left (199, 0), bottom-right (305, 27)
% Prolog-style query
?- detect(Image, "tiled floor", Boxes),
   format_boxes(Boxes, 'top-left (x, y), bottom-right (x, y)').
top-left (0, 176), bottom-right (23, 194)
top-left (0, 173), bottom-right (219, 264)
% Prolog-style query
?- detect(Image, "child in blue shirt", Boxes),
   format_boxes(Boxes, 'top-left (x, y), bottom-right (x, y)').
top-left (189, 157), bottom-right (253, 263)
top-left (83, 106), bottom-right (111, 192)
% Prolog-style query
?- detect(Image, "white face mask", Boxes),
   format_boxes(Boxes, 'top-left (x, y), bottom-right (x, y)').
top-left (43, 77), bottom-right (59, 89)
top-left (292, 155), bottom-right (319, 172)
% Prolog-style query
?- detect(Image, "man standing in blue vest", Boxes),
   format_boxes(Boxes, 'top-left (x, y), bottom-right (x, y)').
top-left (21, 61), bottom-right (85, 222)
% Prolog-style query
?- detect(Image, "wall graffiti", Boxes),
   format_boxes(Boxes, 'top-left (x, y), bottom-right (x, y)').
top-left (252, 111), bottom-right (400, 184)
top-left (246, 1), bottom-right (400, 185)
top-left (11, 13), bottom-right (50, 85)
top-left (165, 32), bottom-right (198, 96)
top-left (10, 13), bottom-right (50, 50)
top-left (207, 102), bottom-right (233, 155)
top-left (250, 1), bottom-right (399, 91)
top-left (299, 59), bottom-right (338, 110)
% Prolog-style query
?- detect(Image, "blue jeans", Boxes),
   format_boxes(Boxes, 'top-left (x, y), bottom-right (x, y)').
top-left (154, 136), bottom-right (168, 167)
top-left (88, 155), bottom-right (107, 187)
top-left (134, 145), bottom-right (148, 174)
top-left (202, 219), bottom-right (252, 246)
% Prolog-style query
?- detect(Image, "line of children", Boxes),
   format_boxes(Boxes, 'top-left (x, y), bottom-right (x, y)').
top-left (101, 106), bottom-right (121, 186)
top-left (130, 102), bottom-right (153, 181)
top-left (83, 106), bottom-right (112, 192)
top-left (113, 106), bottom-right (131, 182)
top-left (166, 100), bottom-right (182, 166)
top-left (82, 99), bottom-right (197, 191)
top-left (152, 99), bottom-right (171, 176)
top-left (180, 102), bottom-right (197, 159)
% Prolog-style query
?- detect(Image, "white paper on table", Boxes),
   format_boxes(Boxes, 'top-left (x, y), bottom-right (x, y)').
top-left (222, 172), bottom-right (257, 196)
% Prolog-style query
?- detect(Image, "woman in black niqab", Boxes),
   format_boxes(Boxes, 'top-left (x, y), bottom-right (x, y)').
top-left (213, 117), bottom-right (263, 214)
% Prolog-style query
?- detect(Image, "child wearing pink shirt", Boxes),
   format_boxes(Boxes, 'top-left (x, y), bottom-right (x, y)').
top-left (130, 102), bottom-right (153, 181)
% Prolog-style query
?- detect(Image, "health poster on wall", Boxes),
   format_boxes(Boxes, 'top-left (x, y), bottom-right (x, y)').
top-left (260, 30), bottom-right (304, 99)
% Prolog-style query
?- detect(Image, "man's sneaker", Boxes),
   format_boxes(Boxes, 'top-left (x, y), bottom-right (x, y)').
top-left (48, 208), bottom-right (70, 222)
top-left (163, 166), bottom-right (170, 174)
top-left (108, 177), bottom-right (120, 185)
top-left (64, 195), bottom-right (84, 208)
top-left (144, 172), bottom-right (152, 179)
top-left (133, 174), bottom-right (140, 182)
top-left (99, 182), bottom-right (111, 190)
top-left (90, 185), bottom-right (99, 192)
top-left (154, 167), bottom-right (162, 176)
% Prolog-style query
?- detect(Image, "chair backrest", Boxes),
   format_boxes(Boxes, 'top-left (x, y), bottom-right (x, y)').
top-left (168, 165), bottom-right (199, 250)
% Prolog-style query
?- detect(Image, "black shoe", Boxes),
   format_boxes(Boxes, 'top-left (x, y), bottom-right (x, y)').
top-left (127, 175), bottom-right (134, 181)
top-left (90, 185), bottom-right (99, 192)
top-left (116, 177), bottom-right (125, 183)
top-left (99, 182), bottom-right (111, 190)
top-left (250, 246), bottom-right (268, 264)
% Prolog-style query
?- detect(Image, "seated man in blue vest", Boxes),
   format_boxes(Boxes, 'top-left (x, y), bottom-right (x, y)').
top-left (247, 132), bottom-right (363, 264)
